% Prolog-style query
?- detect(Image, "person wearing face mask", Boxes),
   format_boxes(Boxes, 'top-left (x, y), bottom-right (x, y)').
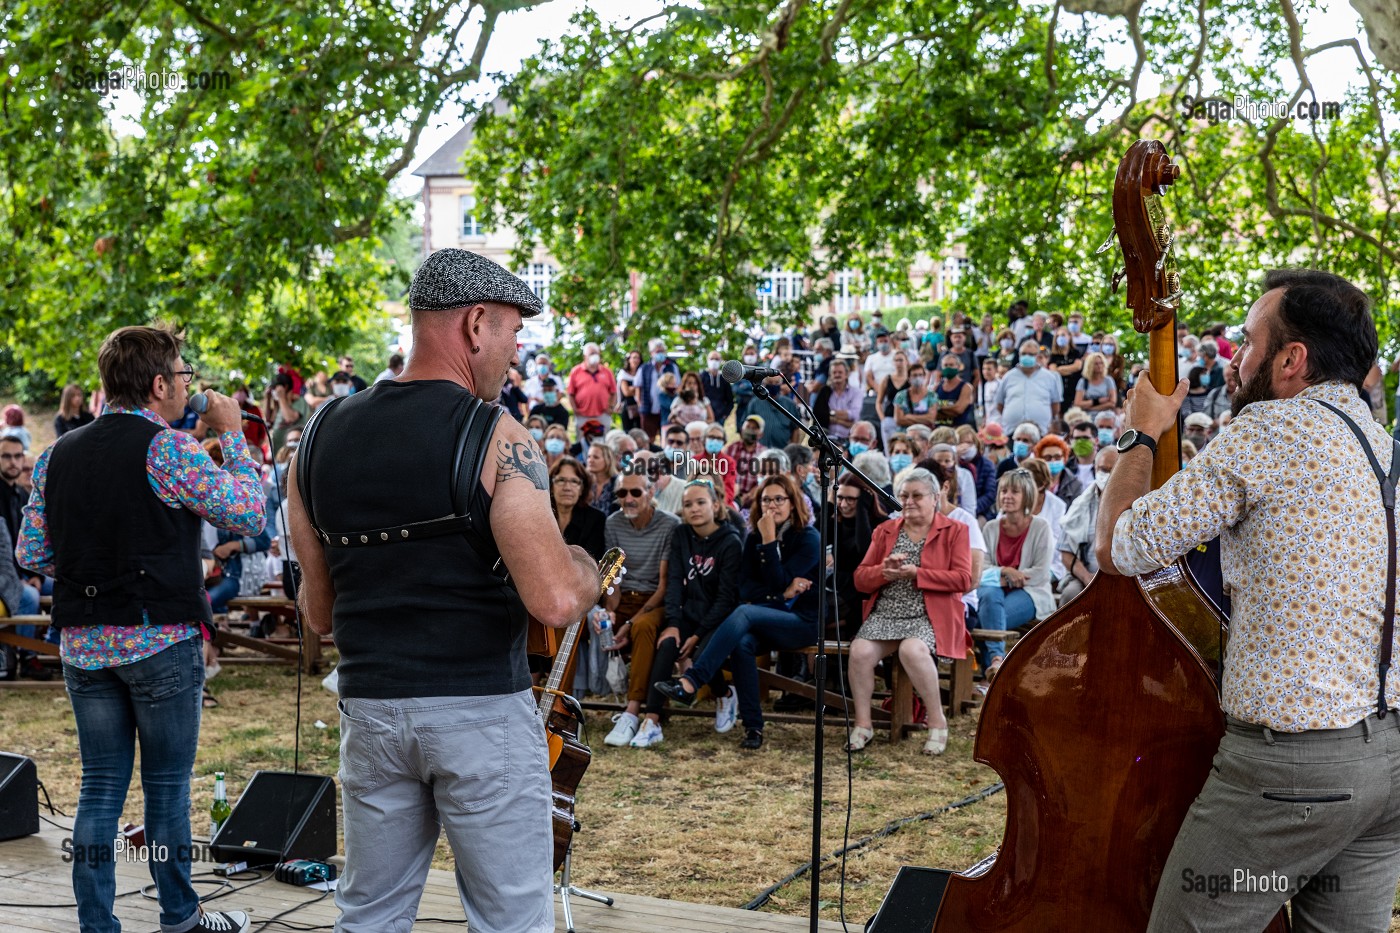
top-left (955, 424), bottom-right (998, 521)
top-left (1100, 336), bottom-right (1127, 396)
top-left (886, 433), bottom-right (916, 478)
top-left (1067, 420), bottom-right (1099, 488)
top-left (700, 351), bottom-right (734, 425)
top-left (841, 313), bottom-right (871, 359)
top-left (635, 339), bottom-right (680, 442)
top-left (865, 331), bottom-right (900, 395)
top-left (894, 362), bottom-right (938, 431)
top-left (731, 343), bottom-right (759, 426)
top-left (1048, 325), bottom-right (1084, 402)
top-left (697, 422), bottom-right (737, 507)
top-left (1032, 435), bottom-right (1082, 506)
top-left (528, 376), bottom-right (571, 429)
top-left (1054, 444), bottom-right (1117, 607)
top-left (993, 328), bottom-right (1020, 369)
top-left (934, 353), bottom-right (976, 428)
top-left (996, 421), bottom-right (1043, 479)
top-left (846, 421), bottom-right (878, 462)
top-left (541, 424), bottom-right (571, 471)
top-left (1093, 411), bottom-right (1118, 450)
top-left (565, 342), bottom-right (617, 436)
top-left (1066, 312), bottom-right (1091, 351)
top-left (995, 340), bottom-right (1063, 436)
top-left (724, 414), bottom-right (768, 507)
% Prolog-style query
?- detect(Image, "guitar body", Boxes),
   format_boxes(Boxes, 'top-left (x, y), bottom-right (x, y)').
top-left (546, 698), bottom-right (591, 870)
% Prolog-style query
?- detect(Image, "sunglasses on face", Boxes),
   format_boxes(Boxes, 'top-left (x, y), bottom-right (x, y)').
top-left (617, 488), bottom-right (647, 499)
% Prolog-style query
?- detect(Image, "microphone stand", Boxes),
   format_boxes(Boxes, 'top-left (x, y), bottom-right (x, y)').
top-left (751, 376), bottom-right (899, 933)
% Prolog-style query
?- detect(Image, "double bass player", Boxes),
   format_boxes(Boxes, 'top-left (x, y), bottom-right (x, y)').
top-left (1097, 269), bottom-right (1400, 932)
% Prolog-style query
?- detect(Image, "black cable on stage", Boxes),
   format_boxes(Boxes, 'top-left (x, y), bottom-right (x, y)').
top-left (742, 780), bottom-right (1006, 912)
top-left (250, 889), bottom-right (331, 931)
top-left (36, 778), bottom-right (68, 816)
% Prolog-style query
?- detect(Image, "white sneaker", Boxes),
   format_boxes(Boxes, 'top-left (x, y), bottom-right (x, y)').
top-left (604, 711), bottom-right (639, 747)
top-left (192, 909), bottom-right (250, 933)
top-left (629, 719), bottom-right (664, 748)
top-left (714, 688), bottom-right (738, 734)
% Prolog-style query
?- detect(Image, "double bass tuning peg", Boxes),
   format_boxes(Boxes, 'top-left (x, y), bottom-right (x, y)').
top-left (1094, 227), bottom-right (1117, 255)
top-left (1110, 268), bottom-right (1127, 293)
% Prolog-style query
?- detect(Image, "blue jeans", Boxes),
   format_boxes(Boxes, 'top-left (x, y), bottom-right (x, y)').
top-left (14, 581), bottom-right (40, 644)
top-left (206, 576), bottom-right (240, 614)
top-left (975, 586), bottom-right (1037, 668)
top-left (64, 636), bottom-right (204, 933)
top-left (683, 604), bottom-right (818, 731)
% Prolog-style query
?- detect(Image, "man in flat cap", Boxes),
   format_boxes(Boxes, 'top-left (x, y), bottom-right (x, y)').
top-left (287, 249), bottom-right (603, 933)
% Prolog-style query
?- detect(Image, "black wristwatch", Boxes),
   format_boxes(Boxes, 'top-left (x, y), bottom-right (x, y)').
top-left (1115, 428), bottom-right (1158, 456)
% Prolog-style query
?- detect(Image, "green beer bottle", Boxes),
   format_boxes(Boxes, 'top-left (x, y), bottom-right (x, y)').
top-left (210, 772), bottom-right (231, 840)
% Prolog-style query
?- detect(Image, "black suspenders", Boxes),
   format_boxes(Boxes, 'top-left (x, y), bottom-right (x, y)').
top-left (1312, 399), bottom-right (1400, 719)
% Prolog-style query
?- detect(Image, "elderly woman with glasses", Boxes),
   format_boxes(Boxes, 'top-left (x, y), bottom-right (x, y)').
top-left (976, 469), bottom-right (1057, 680)
top-left (654, 473), bottom-right (821, 750)
top-left (846, 468), bottom-right (972, 756)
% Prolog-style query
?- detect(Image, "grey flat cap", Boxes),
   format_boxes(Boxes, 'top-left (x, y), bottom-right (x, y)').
top-left (409, 248), bottom-right (544, 317)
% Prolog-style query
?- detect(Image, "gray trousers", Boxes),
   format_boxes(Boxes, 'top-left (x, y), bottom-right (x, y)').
top-left (335, 691), bottom-right (554, 933)
top-left (1148, 712), bottom-right (1400, 933)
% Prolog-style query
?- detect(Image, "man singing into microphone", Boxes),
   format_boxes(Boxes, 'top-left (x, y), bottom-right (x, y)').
top-left (17, 324), bottom-right (265, 933)
top-left (287, 248), bottom-right (601, 933)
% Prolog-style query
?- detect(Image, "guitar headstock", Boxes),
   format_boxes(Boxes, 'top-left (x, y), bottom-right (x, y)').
top-left (1109, 140), bottom-right (1182, 334)
top-left (599, 547), bottom-right (626, 597)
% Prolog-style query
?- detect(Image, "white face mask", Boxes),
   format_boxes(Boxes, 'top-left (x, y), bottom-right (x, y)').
top-left (707, 358), bottom-right (722, 372)
top-left (585, 353), bottom-right (600, 366)
top-left (332, 383), bottom-right (351, 397)
top-left (1095, 470), bottom-right (1112, 491)
top-left (742, 354), bottom-right (757, 365)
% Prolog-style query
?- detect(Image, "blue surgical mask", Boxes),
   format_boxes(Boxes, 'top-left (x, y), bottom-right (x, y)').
top-left (848, 319), bottom-right (860, 330)
top-left (666, 446), bottom-right (687, 462)
top-left (529, 428), bottom-right (544, 441)
top-left (705, 438), bottom-right (724, 455)
top-left (1068, 322), bottom-right (1081, 334)
top-left (543, 391), bottom-right (557, 405)
top-left (1000, 338), bottom-right (1014, 351)
top-left (889, 453), bottom-right (912, 473)
top-left (1102, 345), bottom-right (1116, 356)
top-left (1048, 460), bottom-right (1064, 475)
top-left (1088, 343), bottom-right (1101, 354)
top-left (1019, 354), bottom-right (1038, 369)
top-left (1013, 441), bottom-right (1031, 460)
top-left (544, 438), bottom-right (566, 456)
top-left (848, 442), bottom-right (869, 457)
top-left (652, 351), bottom-right (666, 364)
top-left (1097, 428), bottom-right (1115, 446)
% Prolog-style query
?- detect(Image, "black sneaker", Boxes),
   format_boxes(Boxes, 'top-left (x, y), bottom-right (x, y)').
top-left (740, 728), bottom-right (764, 750)
top-left (192, 909), bottom-right (250, 932)
top-left (653, 677), bottom-right (699, 708)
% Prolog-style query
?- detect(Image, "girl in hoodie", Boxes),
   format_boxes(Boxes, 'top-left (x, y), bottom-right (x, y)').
top-left (629, 479), bottom-right (743, 748)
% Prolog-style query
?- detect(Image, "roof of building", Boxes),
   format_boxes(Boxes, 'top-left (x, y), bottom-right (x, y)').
top-left (410, 97), bottom-right (510, 178)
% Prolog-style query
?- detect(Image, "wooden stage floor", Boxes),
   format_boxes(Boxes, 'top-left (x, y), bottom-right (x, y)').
top-left (1, 823), bottom-right (848, 932)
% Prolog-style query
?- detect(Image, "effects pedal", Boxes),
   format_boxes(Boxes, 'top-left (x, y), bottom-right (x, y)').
top-left (274, 859), bottom-right (336, 887)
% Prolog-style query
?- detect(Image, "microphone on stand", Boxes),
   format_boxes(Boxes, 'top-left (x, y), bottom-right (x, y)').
top-left (719, 359), bottom-right (782, 384)
top-left (189, 391), bottom-right (265, 425)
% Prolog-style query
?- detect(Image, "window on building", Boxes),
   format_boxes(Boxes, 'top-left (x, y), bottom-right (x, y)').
top-left (460, 195), bottom-right (482, 238)
top-left (834, 270), bottom-right (856, 314)
top-left (517, 262), bottom-right (555, 313)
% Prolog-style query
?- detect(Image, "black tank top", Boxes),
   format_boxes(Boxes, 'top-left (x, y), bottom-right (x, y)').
top-left (306, 380), bottom-right (529, 698)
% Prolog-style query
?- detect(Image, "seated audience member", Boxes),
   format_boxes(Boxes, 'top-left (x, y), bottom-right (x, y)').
top-left (1056, 445), bottom-right (1118, 606)
top-left (654, 474), bottom-right (821, 750)
top-left (328, 370), bottom-right (355, 398)
top-left (698, 422), bottom-right (738, 507)
top-left (1073, 351), bottom-right (1117, 412)
top-left (530, 377), bottom-right (571, 429)
top-left (813, 358), bottom-right (863, 441)
top-left (877, 350), bottom-right (913, 447)
top-left (886, 433), bottom-right (916, 478)
top-left (1093, 410), bottom-right (1118, 448)
top-left (828, 475), bottom-right (886, 637)
top-left (847, 468), bottom-right (972, 756)
top-left (499, 366), bottom-right (529, 420)
top-left (725, 414), bottom-right (768, 508)
top-left (1017, 457), bottom-right (1067, 565)
top-left (905, 423), bottom-right (933, 459)
top-left (852, 448), bottom-right (894, 510)
top-left (585, 440), bottom-right (619, 515)
top-left (551, 456), bottom-right (608, 695)
top-left (976, 469), bottom-right (1056, 680)
top-left (1033, 435), bottom-right (1081, 505)
top-left (601, 472), bottom-right (681, 746)
top-left (1183, 411), bottom-right (1214, 452)
top-left (978, 422), bottom-right (1011, 466)
top-left (954, 424), bottom-right (997, 521)
top-left (198, 440), bottom-right (273, 617)
top-left (628, 427), bottom-right (656, 453)
top-left (923, 429), bottom-right (976, 514)
top-left (996, 421), bottom-right (1042, 478)
top-left (604, 427), bottom-right (637, 461)
top-left (1067, 419), bottom-right (1099, 487)
top-left (893, 361), bottom-right (937, 431)
top-left (54, 383), bottom-right (95, 437)
top-left (541, 423), bottom-right (571, 471)
top-left (927, 460), bottom-right (986, 633)
top-left (631, 479), bottom-right (744, 748)
top-left (933, 353), bottom-right (976, 428)
top-left (654, 371), bottom-right (680, 427)
top-left (847, 420), bottom-right (879, 458)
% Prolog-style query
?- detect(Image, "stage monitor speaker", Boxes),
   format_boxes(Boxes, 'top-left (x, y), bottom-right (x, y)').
top-left (0, 752), bottom-right (39, 841)
top-left (866, 866), bottom-right (953, 933)
top-left (210, 771), bottom-right (336, 866)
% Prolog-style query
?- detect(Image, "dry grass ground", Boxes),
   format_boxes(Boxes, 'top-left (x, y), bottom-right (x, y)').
top-left (6, 659), bottom-right (1400, 929)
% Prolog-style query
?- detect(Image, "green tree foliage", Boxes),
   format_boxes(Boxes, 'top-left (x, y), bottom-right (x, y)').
top-left (0, 0), bottom-right (541, 386)
top-left (467, 0), bottom-right (1399, 360)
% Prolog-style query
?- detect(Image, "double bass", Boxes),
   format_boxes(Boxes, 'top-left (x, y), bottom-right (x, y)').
top-left (924, 142), bottom-right (1289, 932)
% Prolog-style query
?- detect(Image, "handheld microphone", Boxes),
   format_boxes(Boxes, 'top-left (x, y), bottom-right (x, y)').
top-left (720, 359), bottom-right (782, 385)
top-left (189, 391), bottom-right (265, 425)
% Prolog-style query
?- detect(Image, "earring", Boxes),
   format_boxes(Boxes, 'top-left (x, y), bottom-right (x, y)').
top-left (472, 346), bottom-right (481, 354)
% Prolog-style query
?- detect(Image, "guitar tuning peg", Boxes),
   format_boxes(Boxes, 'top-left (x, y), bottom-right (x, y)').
top-left (605, 586), bottom-right (614, 595)
top-left (1110, 268), bottom-right (1127, 293)
top-left (1094, 227), bottom-right (1117, 255)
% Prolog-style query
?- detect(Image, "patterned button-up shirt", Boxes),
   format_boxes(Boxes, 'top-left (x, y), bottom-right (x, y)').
top-left (1111, 381), bottom-right (1398, 732)
top-left (17, 406), bottom-right (265, 670)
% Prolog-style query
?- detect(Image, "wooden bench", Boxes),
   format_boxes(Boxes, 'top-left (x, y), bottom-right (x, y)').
top-left (223, 596), bottom-right (326, 674)
top-left (0, 615), bottom-right (59, 659)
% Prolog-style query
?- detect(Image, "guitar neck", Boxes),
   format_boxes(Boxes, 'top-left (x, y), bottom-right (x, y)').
top-left (537, 620), bottom-right (583, 717)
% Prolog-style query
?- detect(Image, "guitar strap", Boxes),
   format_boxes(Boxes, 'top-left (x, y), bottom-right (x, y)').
top-left (1311, 399), bottom-right (1400, 719)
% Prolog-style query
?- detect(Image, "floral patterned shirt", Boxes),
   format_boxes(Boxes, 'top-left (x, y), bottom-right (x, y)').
top-left (16, 406), bottom-right (265, 669)
top-left (1111, 381), bottom-right (1398, 732)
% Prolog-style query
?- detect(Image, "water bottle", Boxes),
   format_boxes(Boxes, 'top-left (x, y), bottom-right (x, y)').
top-left (592, 607), bottom-right (615, 652)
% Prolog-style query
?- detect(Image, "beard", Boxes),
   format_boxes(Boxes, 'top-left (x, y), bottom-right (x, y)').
top-left (1230, 351), bottom-right (1277, 417)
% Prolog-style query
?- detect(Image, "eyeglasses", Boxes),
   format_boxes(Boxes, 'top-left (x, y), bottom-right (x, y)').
top-left (666, 439), bottom-right (687, 447)
top-left (835, 494), bottom-right (861, 504)
top-left (552, 476), bottom-right (583, 487)
top-left (171, 368), bottom-right (197, 383)
top-left (617, 487), bottom-right (647, 499)
top-left (759, 495), bottom-right (790, 506)
top-left (898, 491), bottom-right (929, 502)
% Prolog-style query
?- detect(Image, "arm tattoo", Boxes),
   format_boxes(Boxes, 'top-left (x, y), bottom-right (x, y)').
top-left (496, 439), bottom-right (549, 490)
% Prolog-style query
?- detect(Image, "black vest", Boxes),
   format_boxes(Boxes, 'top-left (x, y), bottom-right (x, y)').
top-left (305, 380), bottom-right (528, 698)
top-left (45, 415), bottom-right (212, 630)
